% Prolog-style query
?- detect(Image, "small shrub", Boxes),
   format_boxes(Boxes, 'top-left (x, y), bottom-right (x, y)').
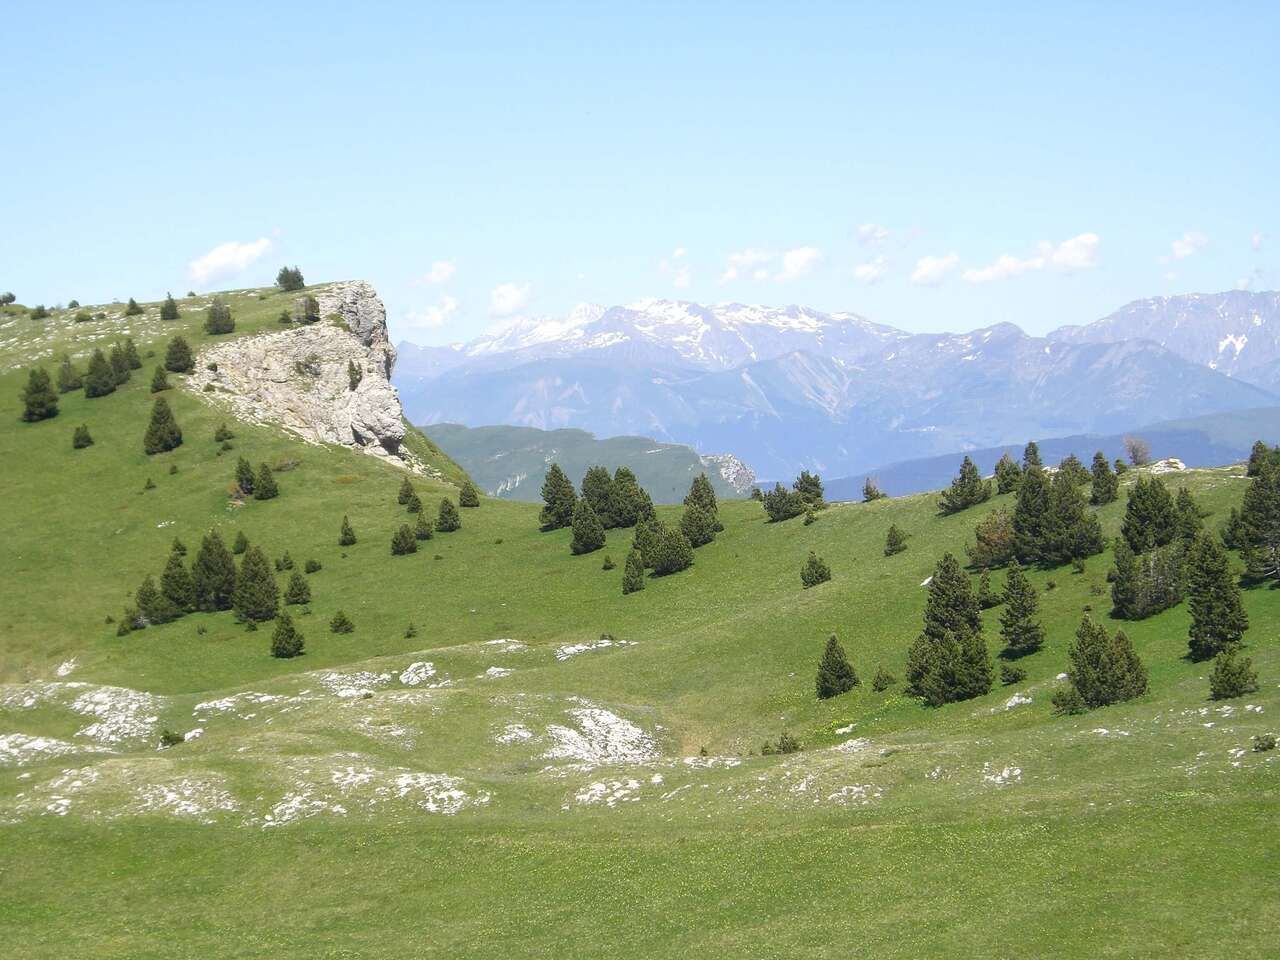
top-left (214, 423), bottom-right (234, 442)
top-left (276, 266), bottom-right (306, 292)
top-left (143, 478), bottom-right (156, 491)
top-left (404, 623), bottom-right (418, 639)
top-left (275, 551), bottom-right (294, 572)
top-left (31, 304), bottom-right (50, 319)
top-left (1208, 649), bottom-right (1259, 700)
top-left (1051, 685), bottom-right (1087, 715)
top-left (329, 610), bottom-right (355, 634)
top-left (602, 554), bottom-right (616, 570)
top-left (1000, 664), bottom-right (1027, 686)
top-left (1253, 734), bottom-right (1276, 753)
top-left (72, 424), bottom-right (93, 449)
top-left (762, 732), bottom-right (802, 756)
top-left (304, 559), bottom-right (322, 574)
top-left (871, 666), bottom-right (896, 692)
top-left (168, 464), bottom-right (178, 475)
top-left (158, 729), bottom-right (185, 748)
top-left (800, 551), bottom-right (831, 588)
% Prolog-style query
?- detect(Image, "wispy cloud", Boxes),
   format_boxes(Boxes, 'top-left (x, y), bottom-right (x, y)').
top-left (854, 255), bottom-right (887, 285)
top-left (718, 248), bottom-right (773, 284)
top-left (719, 246), bottom-right (821, 283)
top-left (857, 223), bottom-right (890, 247)
top-left (402, 295), bottom-right (458, 332)
top-left (1252, 231), bottom-right (1265, 252)
top-left (910, 253), bottom-right (960, 286)
top-left (776, 246), bottom-right (821, 282)
top-left (1160, 231), bottom-right (1208, 263)
top-left (490, 282), bottom-right (531, 316)
top-left (962, 233), bottom-right (1100, 284)
top-left (659, 247), bottom-right (692, 289)
top-left (420, 259), bottom-right (456, 285)
top-left (186, 237), bottom-right (274, 286)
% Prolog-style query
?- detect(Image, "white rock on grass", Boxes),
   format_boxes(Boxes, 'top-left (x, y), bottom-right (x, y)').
top-left (70, 686), bottom-right (164, 744)
top-left (554, 636), bottom-right (636, 661)
top-left (398, 662), bottom-right (442, 687)
top-left (544, 707), bottom-right (658, 767)
top-left (317, 671), bottom-right (393, 698)
top-left (495, 723), bottom-right (535, 744)
top-left (55, 659), bottom-right (77, 677)
top-left (0, 733), bottom-right (107, 767)
top-left (130, 777), bottom-right (240, 823)
top-left (476, 666), bottom-right (512, 680)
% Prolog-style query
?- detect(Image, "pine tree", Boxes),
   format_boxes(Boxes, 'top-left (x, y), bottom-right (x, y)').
top-left (622, 548), bottom-right (646, 595)
top-left (437, 498), bottom-right (461, 532)
top-left (253, 463), bottom-right (278, 500)
top-left (651, 525), bottom-right (694, 575)
top-left (405, 490), bottom-right (423, 514)
top-left (539, 463), bottom-right (578, 530)
top-left (999, 561), bottom-right (1043, 658)
top-left (109, 342), bottom-right (132, 384)
top-left (994, 453), bottom-right (1022, 494)
top-left (397, 476), bottom-right (414, 505)
top-left (72, 424), bottom-right (93, 449)
top-left (404, 509), bottom-right (428, 540)
top-left (1174, 487), bottom-right (1203, 542)
top-left (192, 531), bottom-right (236, 612)
top-left (150, 365), bottom-right (170, 393)
top-left (762, 482), bottom-right (806, 522)
top-left (976, 569), bottom-right (1000, 609)
top-left (1185, 533), bottom-right (1248, 661)
top-left (1022, 441), bottom-right (1042, 471)
top-left (922, 553), bottom-right (982, 641)
top-left (631, 519), bottom-right (664, 568)
top-left (1208, 648), bottom-right (1259, 700)
top-left (171, 537), bottom-right (187, 557)
top-left (1089, 450), bottom-right (1118, 505)
top-left (679, 503), bottom-right (717, 547)
top-left (124, 297), bottom-right (143, 316)
top-left (1237, 460), bottom-right (1280, 582)
top-left (1246, 440), bottom-right (1279, 477)
top-left (164, 336), bottom-right (194, 373)
top-left (570, 499), bottom-right (606, 555)
top-left (1012, 466), bottom-right (1052, 565)
top-left (143, 397), bottom-right (183, 454)
top-left (20, 368), bottom-right (58, 422)
top-left (329, 610), bottom-right (354, 633)
top-left (815, 634), bottom-right (858, 699)
top-left (391, 523), bottom-right (417, 555)
top-left (160, 292), bottom-right (179, 321)
top-left (793, 470), bottom-right (825, 509)
top-left (967, 508), bottom-right (1015, 569)
top-left (1039, 469), bottom-right (1103, 566)
top-left (235, 457), bottom-right (255, 495)
top-left (1121, 475), bottom-right (1178, 552)
top-left (580, 466), bottom-right (615, 527)
top-left (601, 554), bottom-right (615, 570)
top-left (1057, 454), bottom-right (1089, 485)
top-left (904, 626), bottom-right (992, 706)
top-left (884, 524), bottom-right (908, 556)
top-left (800, 551), bottom-right (832, 588)
top-left (685, 473), bottom-right (724, 528)
top-left (271, 611), bottom-right (305, 658)
top-left (338, 515), bottom-right (357, 546)
top-left (459, 479), bottom-right (481, 508)
top-left (232, 530), bottom-right (249, 555)
top-left (160, 548), bottom-right (196, 613)
top-left (83, 348), bottom-right (115, 398)
top-left (607, 468), bottom-right (652, 528)
top-left (203, 299), bottom-right (234, 335)
top-left (56, 355), bottom-right (82, 394)
top-left (233, 546), bottom-right (278, 622)
top-left (1063, 617), bottom-right (1148, 709)
top-left (938, 456), bottom-right (991, 514)
top-left (275, 551), bottom-right (294, 572)
top-left (122, 337), bottom-right (142, 370)
top-left (276, 266), bottom-right (306, 291)
top-left (135, 574), bottom-right (178, 625)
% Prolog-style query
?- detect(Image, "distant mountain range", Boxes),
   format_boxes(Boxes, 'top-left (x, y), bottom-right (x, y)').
top-left (420, 422), bottom-right (754, 504)
top-left (396, 291), bottom-right (1280, 479)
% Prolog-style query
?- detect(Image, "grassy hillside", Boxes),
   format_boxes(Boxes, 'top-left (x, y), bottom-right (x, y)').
top-left (423, 421), bottom-right (747, 503)
top-left (1, 292), bottom-right (1277, 958)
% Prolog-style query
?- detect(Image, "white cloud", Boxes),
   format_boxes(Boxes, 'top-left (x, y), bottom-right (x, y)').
top-left (1162, 231), bottom-right (1208, 263)
top-left (910, 253), bottom-right (960, 286)
top-left (776, 246), bottom-right (822, 282)
top-left (490, 282), bottom-right (531, 317)
top-left (423, 260), bottom-right (456, 284)
top-left (402, 295), bottom-right (458, 333)
top-left (659, 248), bottom-right (692, 288)
top-left (1252, 231), bottom-right (1265, 251)
top-left (671, 246), bottom-right (686, 259)
top-left (854, 256), bottom-right (887, 285)
top-left (962, 233), bottom-right (1100, 283)
top-left (186, 237), bottom-right (274, 286)
top-left (719, 248), bottom-right (773, 284)
top-left (857, 223), bottom-right (890, 247)
top-left (963, 253), bottom-right (1045, 284)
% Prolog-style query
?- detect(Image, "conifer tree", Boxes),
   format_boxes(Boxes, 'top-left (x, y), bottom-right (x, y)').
top-left (122, 337), bottom-right (142, 370)
top-left (570, 499), bottom-right (606, 555)
top-left (232, 530), bottom-right (249, 555)
top-left (437, 498), bottom-right (461, 532)
top-left (994, 453), bottom-right (1022, 494)
top-left (135, 574), bottom-right (179, 625)
top-left (622, 548), bottom-right (646, 594)
top-left (922, 553), bottom-right (982, 640)
top-left (1039, 469), bottom-right (1103, 566)
top-left (160, 548), bottom-right (196, 613)
top-left (143, 397), bottom-right (183, 454)
top-left (1059, 616), bottom-right (1147, 709)
top-left (283, 571), bottom-right (311, 605)
top-left (160, 292), bottom-right (179, 321)
top-left (276, 266), bottom-right (306, 291)
top-left (1057, 454), bottom-right (1090, 485)
top-left (405, 490), bottom-right (423, 514)
top-left (1022, 441), bottom-right (1042, 471)
top-left (56, 355), bottom-right (82, 394)
top-left (171, 537), bottom-right (187, 557)
top-left (203, 299), bottom-right (234, 335)
top-left (233, 546), bottom-right (278, 622)
top-left (976, 569), bottom-right (1000, 609)
top-left (1237, 459), bottom-right (1280, 582)
top-left (84, 348), bottom-right (116, 398)
top-left (19, 368), bottom-right (58, 422)
top-left (762, 482), bottom-right (806, 522)
top-left (685, 472), bottom-right (723, 526)
top-left (938, 456), bottom-right (991, 514)
top-left (459, 479), bottom-right (481, 508)
top-left (72, 424), bottom-right (93, 449)
top-left (651, 524), bottom-right (694, 575)
top-left (1175, 487), bottom-right (1203, 542)
top-left (1246, 440), bottom-right (1279, 477)
top-left (793, 470), bottom-right (825, 509)
top-left (253, 463), bottom-right (278, 500)
top-left (815, 634), bottom-right (858, 699)
top-left (1121, 475), bottom-right (1178, 552)
top-left (1208, 648), bottom-right (1259, 700)
top-left (605, 467), bottom-right (651, 528)
top-left (150, 365), bottom-right (170, 393)
top-left (800, 551), bottom-right (831, 588)
top-left (904, 626), bottom-right (992, 706)
top-left (271, 611), bottom-right (305, 658)
top-left (679, 503), bottom-right (718, 547)
top-left (391, 523), bottom-right (417, 555)
top-left (235, 457), bottom-right (255, 495)
top-left (967, 508), bottom-right (1015, 569)
top-left (884, 524), bottom-right (908, 556)
top-left (414, 511), bottom-right (434, 540)
top-left (1185, 533), bottom-right (1248, 662)
top-left (192, 531), bottom-right (236, 612)
top-left (330, 609), bottom-right (355, 633)
top-left (539, 463), bottom-right (578, 530)
top-left (1012, 466), bottom-right (1053, 565)
top-left (109, 343), bottom-right (131, 384)
top-left (124, 297), bottom-right (143, 316)
top-left (338, 515), bottom-right (357, 546)
top-left (1089, 450), bottom-right (1118, 505)
top-left (164, 336), bottom-right (194, 373)
top-left (398, 476), bottom-right (414, 505)
top-left (999, 561), bottom-right (1043, 658)
top-left (581, 466), bottom-right (615, 527)
top-left (631, 519), bottom-right (664, 568)
top-left (862, 477), bottom-right (888, 502)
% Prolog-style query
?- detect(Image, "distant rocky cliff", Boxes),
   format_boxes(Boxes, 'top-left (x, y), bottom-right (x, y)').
top-left (189, 281), bottom-right (429, 472)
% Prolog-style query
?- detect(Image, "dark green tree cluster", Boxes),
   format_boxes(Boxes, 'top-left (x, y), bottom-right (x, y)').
top-left (160, 293), bottom-right (180, 321)
top-left (1246, 440), bottom-right (1280, 477)
top-left (684, 474), bottom-right (724, 529)
top-left (621, 548), bottom-right (645, 595)
top-left (276, 266), bottom-right (306, 291)
top-left (539, 463), bottom-right (577, 530)
top-left (233, 546), bottom-right (279, 622)
top-left (967, 508), bottom-right (1015, 569)
top-left (124, 297), bottom-right (143, 316)
top-left (1233, 458), bottom-right (1280, 582)
top-left (650, 524), bottom-right (693, 575)
top-left (56, 355), bottom-right (82, 394)
top-left (391, 523), bottom-right (417, 555)
top-left (271, 612), bottom-right (305, 658)
top-left (815, 634), bottom-right (858, 699)
top-left (1121, 475), bottom-right (1178, 552)
top-left (938, 456), bottom-right (991, 515)
top-left (150, 365), bottom-right (170, 393)
top-left (164, 336), bottom-right (194, 373)
top-left (437, 498), bottom-right (461, 532)
top-left (204, 299), bottom-right (234, 335)
top-left (998, 561), bottom-right (1043, 658)
top-left (762, 482), bottom-right (807, 522)
top-left (1185, 533), bottom-right (1248, 662)
top-left (904, 553), bottom-right (992, 705)
top-left (415, 512), bottom-right (434, 540)
top-left (254, 464), bottom-right (278, 500)
top-left (459, 479), bottom-right (481, 508)
top-left (84, 349), bottom-right (116, 398)
top-left (884, 524), bottom-right (908, 556)
top-left (120, 532), bottom-right (242, 632)
top-left (800, 551), bottom-right (831, 588)
top-left (284, 570), bottom-right (311, 605)
top-left (793, 471), bottom-right (825, 510)
top-left (577, 466), bottom-right (655, 530)
top-left (1110, 539), bottom-right (1184, 620)
top-left (108, 342), bottom-right (132, 385)
top-left (1057, 454), bottom-right (1090, 485)
top-left (1208, 648), bottom-right (1258, 700)
top-left (20, 368), bottom-right (58, 422)
top-left (1052, 616), bottom-right (1147, 712)
top-left (680, 503), bottom-right (718, 547)
top-left (994, 453), bottom-right (1022, 494)
top-left (143, 397), bottom-right (182, 454)
top-left (1089, 451), bottom-right (1118, 505)
top-left (338, 515), bottom-right (357, 546)
top-left (72, 424), bottom-right (93, 448)
top-left (192, 531), bottom-right (237, 611)
top-left (330, 610), bottom-right (355, 634)
top-left (862, 477), bottom-right (887, 502)
top-left (1011, 466), bottom-right (1103, 567)
top-left (235, 457), bottom-right (255, 496)
top-left (570, 499), bottom-right (606, 555)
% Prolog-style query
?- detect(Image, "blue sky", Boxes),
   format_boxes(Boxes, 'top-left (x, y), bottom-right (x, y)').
top-left (2, 1), bottom-right (1276, 345)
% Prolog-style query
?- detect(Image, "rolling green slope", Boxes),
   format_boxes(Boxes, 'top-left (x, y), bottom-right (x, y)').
top-left (0, 291), bottom-right (1277, 958)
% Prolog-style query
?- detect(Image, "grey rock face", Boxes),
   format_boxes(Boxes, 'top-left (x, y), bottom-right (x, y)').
top-left (189, 281), bottom-right (422, 469)
top-left (700, 453), bottom-right (756, 494)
